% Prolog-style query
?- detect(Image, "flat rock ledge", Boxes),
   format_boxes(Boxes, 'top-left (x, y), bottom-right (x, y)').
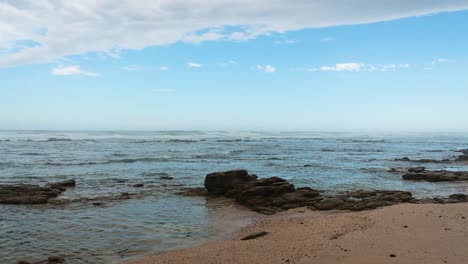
top-left (0, 179), bottom-right (75, 204)
top-left (402, 167), bottom-right (468, 182)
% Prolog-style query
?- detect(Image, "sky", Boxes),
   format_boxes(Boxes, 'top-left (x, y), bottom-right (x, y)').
top-left (1, 0), bottom-right (468, 132)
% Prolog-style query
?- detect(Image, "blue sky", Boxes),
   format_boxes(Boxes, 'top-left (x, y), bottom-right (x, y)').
top-left (1, 1), bottom-right (468, 132)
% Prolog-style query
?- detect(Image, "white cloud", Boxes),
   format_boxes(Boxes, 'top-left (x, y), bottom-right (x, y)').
top-left (51, 65), bottom-right (97, 76)
top-left (274, 39), bottom-right (297, 45)
top-left (321, 63), bottom-right (362, 72)
top-left (257, 64), bottom-right (276, 73)
top-left (1, 1), bottom-right (468, 67)
top-left (320, 37), bottom-right (334, 42)
top-left (187, 62), bottom-right (202, 68)
top-left (297, 63), bottom-right (411, 73)
top-left (122, 66), bottom-right (139, 71)
top-left (432, 58), bottom-right (453, 64)
top-left (159, 66), bottom-right (169, 71)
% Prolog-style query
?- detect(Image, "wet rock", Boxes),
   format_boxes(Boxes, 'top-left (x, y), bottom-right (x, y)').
top-left (394, 157), bottom-right (450, 163)
top-left (191, 170), bottom-right (468, 214)
top-left (48, 256), bottom-right (65, 263)
top-left (45, 179), bottom-right (76, 191)
top-left (240, 231), bottom-right (268, 240)
top-left (408, 167), bottom-right (426, 173)
top-left (160, 176), bottom-right (174, 180)
top-left (132, 183), bottom-right (144, 188)
top-left (120, 192), bottom-right (131, 199)
top-left (403, 169), bottom-right (468, 182)
top-left (455, 149), bottom-right (468, 162)
top-left (176, 187), bottom-right (207, 196)
top-left (0, 184), bottom-right (63, 204)
top-left (201, 170), bottom-right (417, 214)
top-left (17, 260), bottom-right (32, 264)
top-left (204, 169), bottom-right (257, 195)
top-left (449, 193), bottom-right (467, 201)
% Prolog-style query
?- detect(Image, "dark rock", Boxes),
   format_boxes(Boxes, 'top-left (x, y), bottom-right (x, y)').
top-left (240, 231), bottom-right (268, 240)
top-left (408, 167), bottom-right (426, 173)
top-left (455, 149), bottom-right (468, 162)
top-left (48, 256), bottom-right (65, 263)
top-left (194, 170), bottom-right (468, 215)
top-left (204, 169), bottom-right (257, 195)
top-left (403, 170), bottom-right (468, 182)
top-left (395, 157), bottom-right (450, 163)
top-left (395, 157), bottom-right (411, 161)
top-left (17, 260), bottom-right (32, 264)
top-left (449, 193), bottom-right (467, 201)
top-left (160, 176), bottom-right (174, 180)
top-left (120, 192), bottom-right (131, 199)
top-left (176, 187), bottom-right (208, 196)
top-left (45, 179), bottom-right (76, 192)
top-left (0, 184), bottom-right (60, 204)
top-left (132, 183), bottom-right (144, 188)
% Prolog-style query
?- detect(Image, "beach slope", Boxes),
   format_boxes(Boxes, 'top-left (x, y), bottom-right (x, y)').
top-left (128, 203), bottom-right (468, 264)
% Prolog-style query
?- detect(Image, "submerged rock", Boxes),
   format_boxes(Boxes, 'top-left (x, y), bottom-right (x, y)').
top-left (402, 168), bottom-right (468, 182)
top-left (455, 149), bottom-right (468, 162)
top-left (0, 180), bottom-right (75, 204)
top-left (394, 157), bottom-right (451, 163)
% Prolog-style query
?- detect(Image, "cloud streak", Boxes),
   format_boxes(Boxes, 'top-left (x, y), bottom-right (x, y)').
top-left (257, 64), bottom-right (276, 73)
top-left (187, 62), bottom-right (202, 68)
top-left (1, 0), bottom-right (468, 67)
top-left (51, 66), bottom-right (97, 76)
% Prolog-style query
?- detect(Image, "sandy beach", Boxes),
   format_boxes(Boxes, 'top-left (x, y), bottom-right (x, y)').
top-left (128, 203), bottom-right (468, 264)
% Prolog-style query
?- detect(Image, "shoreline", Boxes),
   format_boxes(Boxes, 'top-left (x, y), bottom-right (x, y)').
top-left (127, 203), bottom-right (468, 264)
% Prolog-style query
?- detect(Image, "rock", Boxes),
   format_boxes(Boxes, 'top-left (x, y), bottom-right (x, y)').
top-left (403, 170), bottom-right (468, 182)
top-left (408, 167), bottom-right (426, 173)
top-left (0, 184), bottom-right (63, 204)
top-left (120, 192), bottom-right (131, 199)
top-left (196, 170), bottom-right (468, 215)
top-left (45, 179), bottom-right (76, 191)
top-left (160, 176), bottom-right (174, 180)
top-left (48, 256), bottom-right (65, 263)
top-left (395, 157), bottom-right (450, 163)
top-left (17, 260), bottom-right (32, 264)
top-left (176, 187), bottom-right (207, 196)
top-left (455, 149), bottom-right (468, 162)
top-left (132, 183), bottom-right (144, 188)
top-left (240, 231), bottom-right (268, 240)
top-left (204, 169), bottom-right (257, 195)
top-left (449, 193), bottom-right (467, 200)
top-left (395, 157), bottom-right (411, 161)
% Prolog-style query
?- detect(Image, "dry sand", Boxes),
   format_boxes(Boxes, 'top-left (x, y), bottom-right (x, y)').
top-left (128, 203), bottom-right (468, 264)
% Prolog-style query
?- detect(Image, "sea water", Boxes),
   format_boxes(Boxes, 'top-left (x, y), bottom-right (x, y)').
top-left (1, 131), bottom-right (467, 263)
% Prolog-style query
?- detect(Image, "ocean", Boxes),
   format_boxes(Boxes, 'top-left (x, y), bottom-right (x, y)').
top-left (1, 130), bottom-right (467, 263)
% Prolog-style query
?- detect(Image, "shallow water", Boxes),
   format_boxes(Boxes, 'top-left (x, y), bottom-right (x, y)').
top-left (1, 131), bottom-right (467, 263)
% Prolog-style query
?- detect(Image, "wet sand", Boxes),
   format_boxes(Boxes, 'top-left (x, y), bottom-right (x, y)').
top-left (128, 203), bottom-right (468, 264)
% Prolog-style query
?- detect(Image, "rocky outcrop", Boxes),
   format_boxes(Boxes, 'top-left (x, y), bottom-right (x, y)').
top-left (402, 167), bottom-right (468, 182)
top-left (204, 169), bottom-right (257, 195)
top-left (202, 170), bottom-right (416, 214)
top-left (0, 179), bottom-right (75, 204)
